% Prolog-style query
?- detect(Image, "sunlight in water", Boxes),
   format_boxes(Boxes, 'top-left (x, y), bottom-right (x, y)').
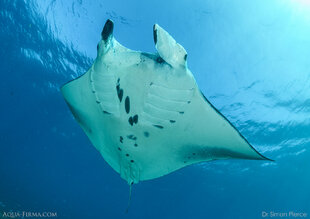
top-left (288, 0), bottom-right (310, 21)
top-left (294, 0), bottom-right (310, 5)
top-left (291, 0), bottom-right (310, 9)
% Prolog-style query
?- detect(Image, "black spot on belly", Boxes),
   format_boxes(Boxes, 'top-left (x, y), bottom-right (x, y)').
top-left (170, 120), bottom-right (176, 123)
top-left (143, 131), bottom-right (149, 137)
top-left (133, 115), bottom-right (138, 124)
top-left (125, 96), bottom-right (130, 114)
top-left (119, 89), bottom-right (123, 102)
top-left (179, 111), bottom-right (184, 114)
top-left (126, 154), bottom-right (129, 157)
top-left (118, 147), bottom-right (122, 151)
top-left (128, 117), bottom-right (133, 126)
top-left (130, 160), bottom-right (134, 163)
top-left (120, 136), bottom-right (123, 143)
top-left (134, 143), bottom-right (138, 147)
top-left (127, 135), bottom-right (137, 141)
top-left (96, 100), bottom-right (100, 104)
top-left (156, 57), bottom-right (164, 63)
top-left (153, 124), bottom-right (164, 129)
top-left (116, 84), bottom-right (123, 102)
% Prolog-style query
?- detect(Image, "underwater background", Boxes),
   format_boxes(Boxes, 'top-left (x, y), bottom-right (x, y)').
top-left (1, 0), bottom-right (310, 218)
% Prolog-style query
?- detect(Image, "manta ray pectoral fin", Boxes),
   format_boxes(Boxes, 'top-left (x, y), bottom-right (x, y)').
top-left (61, 72), bottom-right (95, 136)
top-left (180, 91), bottom-right (274, 163)
top-left (153, 24), bottom-right (187, 68)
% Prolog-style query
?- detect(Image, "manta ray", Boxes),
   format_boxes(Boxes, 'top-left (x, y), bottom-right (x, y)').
top-left (61, 19), bottom-right (271, 185)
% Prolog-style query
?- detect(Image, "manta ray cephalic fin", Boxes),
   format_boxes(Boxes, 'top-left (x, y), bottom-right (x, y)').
top-left (153, 24), bottom-right (187, 68)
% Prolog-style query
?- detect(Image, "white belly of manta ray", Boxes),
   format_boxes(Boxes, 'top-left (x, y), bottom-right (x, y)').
top-left (61, 19), bottom-right (272, 185)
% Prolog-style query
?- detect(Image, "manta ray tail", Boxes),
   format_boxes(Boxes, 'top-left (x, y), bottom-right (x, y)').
top-left (125, 183), bottom-right (134, 213)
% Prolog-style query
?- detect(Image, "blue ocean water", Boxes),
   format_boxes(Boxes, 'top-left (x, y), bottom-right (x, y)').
top-left (0, 0), bottom-right (310, 218)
